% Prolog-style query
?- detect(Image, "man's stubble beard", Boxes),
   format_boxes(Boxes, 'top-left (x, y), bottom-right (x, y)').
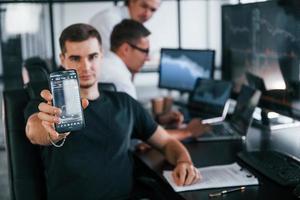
top-left (79, 79), bottom-right (97, 89)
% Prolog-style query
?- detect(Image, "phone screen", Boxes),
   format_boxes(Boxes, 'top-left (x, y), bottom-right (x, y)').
top-left (50, 70), bottom-right (85, 133)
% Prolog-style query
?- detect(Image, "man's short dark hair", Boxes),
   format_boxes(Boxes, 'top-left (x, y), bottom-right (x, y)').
top-left (59, 23), bottom-right (102, 53)
top-left (110, 19), bottom-right (151, 52)
top-left (124, 0), bottom-right (137, 6)
top-left (124, 0), bottom-right (130, 6)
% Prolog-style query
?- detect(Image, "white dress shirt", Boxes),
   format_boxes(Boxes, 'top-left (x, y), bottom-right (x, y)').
top-left (99, 51), bottom-right (137, 99)
top-left (90, 6), bottom-right (130, 55)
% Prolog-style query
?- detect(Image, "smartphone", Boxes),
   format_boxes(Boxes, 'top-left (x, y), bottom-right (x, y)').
top-left (49, 69), bottom-right (85, 133)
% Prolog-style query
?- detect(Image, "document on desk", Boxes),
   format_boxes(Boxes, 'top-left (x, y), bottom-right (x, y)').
top-left (163, 162), bottom-right (259, 192)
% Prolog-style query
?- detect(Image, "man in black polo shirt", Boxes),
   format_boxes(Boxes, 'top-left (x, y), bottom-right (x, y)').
top-left (25, 23), bottom-right (200, 199)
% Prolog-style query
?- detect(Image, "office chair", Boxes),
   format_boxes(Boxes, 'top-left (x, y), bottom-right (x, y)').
top-left (23, 57), bottom-right (50, 100)
top-left (23, 57), bottom-right (50, 83)
top-left (3, 88), bottom-right (47, 200)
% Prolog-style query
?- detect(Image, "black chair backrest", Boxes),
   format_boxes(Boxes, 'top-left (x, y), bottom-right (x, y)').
top-left (24, 57), bottom-right (50, 83)
top-left (27, 67), bottom-right (49, 83)
top-left (23, 56), bottom-right (50, 100)
top-left (3, 88), bottom-right (46, 200)
top-left (25, 81), bottom-right (49, 100)
top-left (98, 82), bottom-right (117, 92)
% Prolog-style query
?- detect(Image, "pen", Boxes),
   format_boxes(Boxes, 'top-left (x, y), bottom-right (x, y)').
top-left (208, 186), bottom-right (246, 198)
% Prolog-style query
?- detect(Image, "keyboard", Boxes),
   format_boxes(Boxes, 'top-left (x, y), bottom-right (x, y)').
top-left (212, 124), bottom-right (234, 136)
top-left (238, 151), bottom-right (300, 186)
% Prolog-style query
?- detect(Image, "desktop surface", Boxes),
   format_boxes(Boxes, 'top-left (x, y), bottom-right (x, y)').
top-left (136, 126), bottom-right (300, 200)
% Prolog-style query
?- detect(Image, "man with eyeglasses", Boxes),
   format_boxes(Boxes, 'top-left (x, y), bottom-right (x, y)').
top-left (90, 0), bottom-right (160, 55)
top-left (99, 19), bottom-right (210, 142)
top-left (99, 19), bottom-right (150, 99)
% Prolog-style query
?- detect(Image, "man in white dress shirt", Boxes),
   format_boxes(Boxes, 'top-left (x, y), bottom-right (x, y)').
top-left (99, 19), bottom-right (150, 99)
top-left (90, 0), bottom-right (160, 54)
top-left (99, 19), bottom-right (210, 142)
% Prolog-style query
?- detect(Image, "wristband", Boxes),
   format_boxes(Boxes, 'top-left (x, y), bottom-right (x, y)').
top-left (48, 132), bottom-right (66, 148)
top-left (176, 160), bottom-right (193, 165)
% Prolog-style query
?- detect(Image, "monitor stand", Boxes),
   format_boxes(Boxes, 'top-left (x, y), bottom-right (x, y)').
top-left (253, 108), bottom-right (300, 130)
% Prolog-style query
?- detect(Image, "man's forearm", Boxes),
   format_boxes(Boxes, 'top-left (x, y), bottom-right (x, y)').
top-left (163, 138), bottom-right (192, 166)
top-left (166, 129), bottom-right (191, 141)
top-left (26, 113), bottom-right (51, 145)
top-left (147, 126), bottom-right (193, 166)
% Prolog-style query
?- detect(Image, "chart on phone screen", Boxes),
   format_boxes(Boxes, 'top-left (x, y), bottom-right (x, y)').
top-left (63, 79), bottom-right (81, 116)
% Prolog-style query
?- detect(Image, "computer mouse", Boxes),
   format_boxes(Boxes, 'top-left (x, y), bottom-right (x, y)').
top-left (293, 184), bottom-right (300, 198)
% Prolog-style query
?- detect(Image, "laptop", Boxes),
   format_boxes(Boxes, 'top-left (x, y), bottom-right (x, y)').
top-left (196, 85), bottom-right (262, 141)
top-left (246, 72), bottom-right (267, 92)
top-left (180, 78), bottom-right (232, 124)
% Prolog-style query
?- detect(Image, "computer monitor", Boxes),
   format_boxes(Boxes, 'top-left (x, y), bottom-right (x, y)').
top-left (158, 48), bottom-right (215, 92)
top-left (189, 78), bottom-right (232, 112)
top-left (222, 1), bottom-right (300, 120)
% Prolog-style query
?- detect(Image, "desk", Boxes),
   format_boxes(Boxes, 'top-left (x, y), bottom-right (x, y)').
top-left (136, 126), bottom-right (300, 200)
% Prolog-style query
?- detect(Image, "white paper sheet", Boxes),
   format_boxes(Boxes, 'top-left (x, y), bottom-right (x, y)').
top-left (163, 162), bottom-right (259, 192)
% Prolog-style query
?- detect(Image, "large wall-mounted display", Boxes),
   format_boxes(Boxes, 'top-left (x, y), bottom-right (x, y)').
top-left (222, 0), bottom-right (300, 119)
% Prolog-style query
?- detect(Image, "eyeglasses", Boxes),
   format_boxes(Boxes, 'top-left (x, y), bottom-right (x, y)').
top-left (128, 43), bottom-right (149, 55)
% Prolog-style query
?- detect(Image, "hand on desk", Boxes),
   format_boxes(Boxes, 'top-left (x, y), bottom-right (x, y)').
top-left (172, 161), bottom-right (202, 186)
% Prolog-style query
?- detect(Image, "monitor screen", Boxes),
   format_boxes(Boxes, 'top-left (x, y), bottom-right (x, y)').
top-left (189, 78), bottom-right (232, 115)
top-left (190, 78), bottom-right (232, 107)
top-left (231, 85), bottom-right (261, 135)
top-left (158, 48), bottom-right (214, 92)
top-left (222, 0), bottom-right (300, 119)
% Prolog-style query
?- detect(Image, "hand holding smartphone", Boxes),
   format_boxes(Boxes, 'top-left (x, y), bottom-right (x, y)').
top-left (49, 69), bottom-right (85, 133)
